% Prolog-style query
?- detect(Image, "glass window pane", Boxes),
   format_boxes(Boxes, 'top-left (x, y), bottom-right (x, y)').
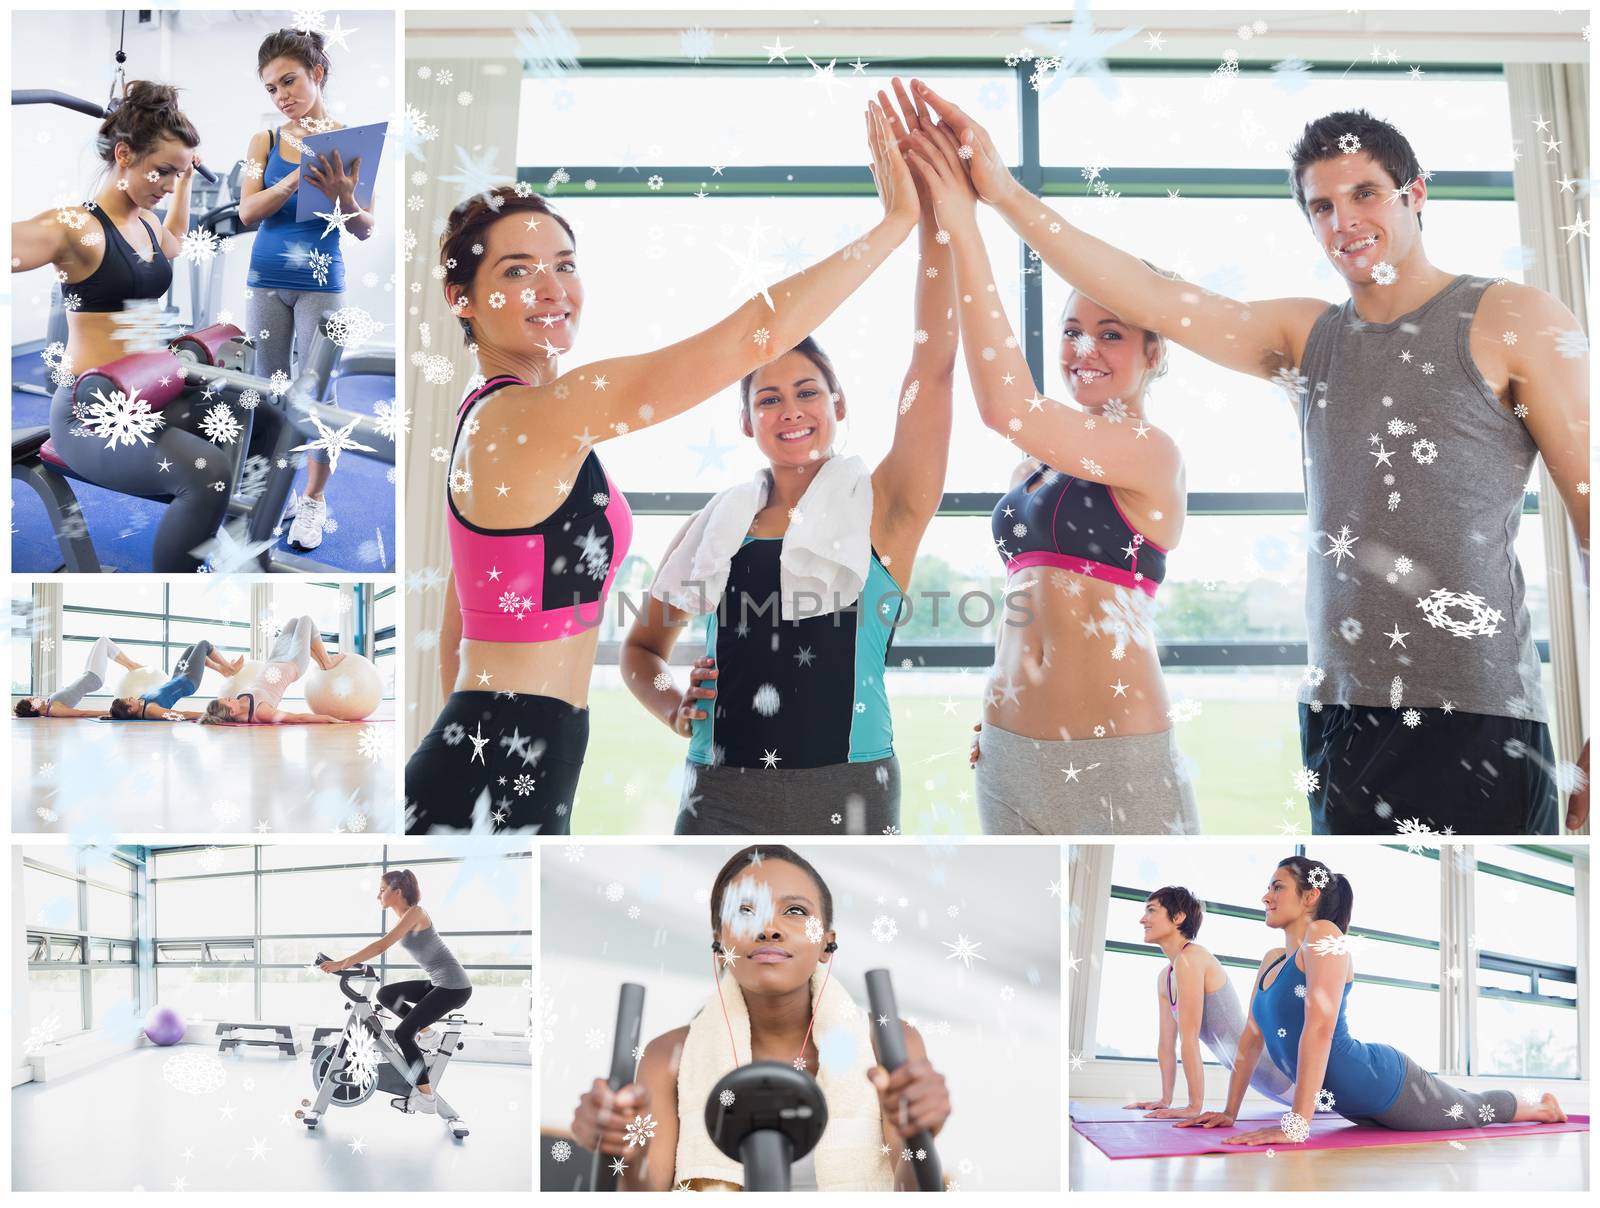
top-left (1301, 845), bottom-right (1440, 941)
top-left (87, 886), bottom-right (133, 939)
top-left (91, 968), bottom-right (138, 1029)
top-left (1039, 74), bottom-right (1513, 172)
top-left (1476, 845), bottom-right (1575, 889)
top-left (155, 877), bottom-right (255, 937)
top-left (154, 847), bottom-right (256, 877)
top-left (261, 869), bottom-right (386, 935)
top-left (261, 967), bottom-right (339, 1026)
top-left (23, 847), bottom-right (77, 874)
top-left (154, 968), bottom-right (254, 1023)
top-left (418, 858), bottom-right (534, 929)
top-left (460, 970), bottom-right (535, 1036)
top-left (440, 934), bottom-right (533, 966)
top-left (81, 849), bottom-right (136, 892)
top-left (261, 936), bottom-right (375, 966)
top-left (12, 586), bottom-right (32, 695)
top-left (1344, 983), bottom-right (1439, 1071)
top-left (28, 969), bottom-right (84, 1036)
top-left (522, 69), bottom-right (1019, 167)
top-left (259, 845), bottom-right (386, 871)
top-left (1476, 998), bottom-right (1578, 1079)
top-left (24, 867), bottom-right (79, 931)
top-left (1473, 868), bottom-right (1575, 968)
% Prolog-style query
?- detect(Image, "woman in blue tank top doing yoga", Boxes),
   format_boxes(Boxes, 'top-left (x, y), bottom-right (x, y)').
top-left (404, 94), bottom-right (921, 833)
top-left (319, 868), bottom-right (472, 1114)
top-left (898, 84), bottom-right (1196, 835)
top-left (622, 81), bottom-right (955, 835)
top-left (1176, 856), bottom-right (1566, 1145)
top-left (240, 27), bottom-right (376, 552)
top-left (1124, 886), bottom-right (1292, 1120)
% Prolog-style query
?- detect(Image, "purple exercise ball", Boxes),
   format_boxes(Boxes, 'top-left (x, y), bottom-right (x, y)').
top-left (143, 1005), bottom-right (186, 1046)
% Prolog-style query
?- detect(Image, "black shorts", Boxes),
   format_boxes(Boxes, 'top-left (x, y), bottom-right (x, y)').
top-left (1299, 703), bottom-right (1559, 835)
top-left (405, 691), bottom-right (588, 834)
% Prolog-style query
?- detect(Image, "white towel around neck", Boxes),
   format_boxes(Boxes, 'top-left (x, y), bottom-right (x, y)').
top-left (649, 455), bottom-right (873, 621)
top-left (673, 965), bottom-right (896, 1192)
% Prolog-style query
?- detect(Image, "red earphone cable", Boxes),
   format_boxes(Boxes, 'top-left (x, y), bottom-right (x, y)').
top-left (712, 946), bottom-right (835, 1071)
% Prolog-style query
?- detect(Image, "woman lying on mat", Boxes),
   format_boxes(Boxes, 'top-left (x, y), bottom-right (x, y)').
top-left (201, 615), bottom-right (347, 724)
top-left (14, 636), bottom-right (146, 718)
top-left (1124, 886), bottom-right (1292, 1119)
top-left (568, 845), bottom-right (951, 1190)
top-left (1178, 856), bottom-right (1566, 1144)
top-left (106, 640), bottom-right (244, 720)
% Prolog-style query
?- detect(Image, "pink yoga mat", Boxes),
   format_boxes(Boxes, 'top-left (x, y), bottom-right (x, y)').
top-left (1073, 1113), bottom-right (1589, 1159)
top-left (1069, 1100), bottom-right (1277, 1124)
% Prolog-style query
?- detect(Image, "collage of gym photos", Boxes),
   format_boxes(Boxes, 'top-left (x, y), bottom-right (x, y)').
top-left (3, 3), bottom-right (1592, 1200)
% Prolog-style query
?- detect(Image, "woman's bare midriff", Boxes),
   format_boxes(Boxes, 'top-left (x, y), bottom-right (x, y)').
top-left (984, 567), bottom-right (1172, 741)
top-left (454, 629), bottom-right (602, 709)
top-left (63, 311), bottom-right (145, 377)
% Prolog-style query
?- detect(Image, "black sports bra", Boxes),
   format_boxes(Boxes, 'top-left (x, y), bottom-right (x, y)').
top-left (68, 203), bottom-right (173, 313)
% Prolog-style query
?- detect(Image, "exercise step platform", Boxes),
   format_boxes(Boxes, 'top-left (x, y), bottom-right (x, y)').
top-left (216, 1022), bottom-right (301, 1056)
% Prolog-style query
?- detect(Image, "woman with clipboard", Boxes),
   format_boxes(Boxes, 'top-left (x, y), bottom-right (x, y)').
top-left (239, 26), bottom-right (377, 553)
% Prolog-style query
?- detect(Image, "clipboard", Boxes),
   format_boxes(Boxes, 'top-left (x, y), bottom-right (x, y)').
top-left (295, 120), bottom-right (387, 222)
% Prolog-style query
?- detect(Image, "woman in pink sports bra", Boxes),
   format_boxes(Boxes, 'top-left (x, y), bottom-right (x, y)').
top-left (902, 81), bottom-right (1197, 835)
top-left (404, 102), bottom-right (922, 834)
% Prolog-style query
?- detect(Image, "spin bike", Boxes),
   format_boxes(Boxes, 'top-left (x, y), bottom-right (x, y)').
top-left (298, 953), bottom-right (471, 1140)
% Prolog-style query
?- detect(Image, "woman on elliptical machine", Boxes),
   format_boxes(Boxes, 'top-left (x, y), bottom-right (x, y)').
top-left (318, 868), bottom-right (472, 1115)
top-left (570, 846), bottom-right (952, 1190)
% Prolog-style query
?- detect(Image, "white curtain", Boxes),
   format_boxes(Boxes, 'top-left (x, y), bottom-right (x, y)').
top-left (402, 55), bottom-right (524, 755)
top-left (1505, 62), bottom-right (1590, 832)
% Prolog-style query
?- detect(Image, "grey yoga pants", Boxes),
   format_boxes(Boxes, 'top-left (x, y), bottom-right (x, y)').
top-left (1352, 1053), bottom-right (1520, 1131)
top-left (975, 721), bottom-right (1200, 835)
top-left (245, 286), bottom-right (343, 464)
top-left (47, 636), bottom-right (124, 708)
top-left (675, 756), bottom-right (901, 835)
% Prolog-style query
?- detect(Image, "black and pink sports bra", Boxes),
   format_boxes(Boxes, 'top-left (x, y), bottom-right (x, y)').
top-left (991, 462), bottom-right (1167, 596)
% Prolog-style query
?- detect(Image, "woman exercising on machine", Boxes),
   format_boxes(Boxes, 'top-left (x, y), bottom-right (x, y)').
top-left (570, 846), bottom-right (952, 1190)
top-left (240, 27), bottom-right (376, 553)
top-left (14, 635), bottom-right (146, 718)
top-left (201, 613), bottom-right (347, 724)
top-left (106, 638), bottom-right (243, 720)
top-left (1177, 856), bottom-right (1567, 1145)
top-left (318, 868), bottom-right (473, 1115)
top-left (11, 80), bottom-right (298, 572)
top-left (1123, 886), bottom-right (1292, 1119)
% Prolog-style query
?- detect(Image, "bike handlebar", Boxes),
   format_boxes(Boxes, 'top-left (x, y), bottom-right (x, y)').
top-left (312, 952), bottom-right (377, 1003)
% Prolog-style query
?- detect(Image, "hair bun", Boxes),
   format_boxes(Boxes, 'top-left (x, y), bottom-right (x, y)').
top-left (123, 79), bottom-right (181, 110)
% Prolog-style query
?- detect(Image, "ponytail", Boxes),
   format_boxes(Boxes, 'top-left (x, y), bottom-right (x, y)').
top-left (1276, 856), bottom-right (1353, 931)
top-left (382, 868), bottom-right (421, 907)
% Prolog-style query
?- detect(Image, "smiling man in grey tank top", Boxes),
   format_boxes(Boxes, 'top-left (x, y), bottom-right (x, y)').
top-left (964, 101), bottom-right (1589, 835)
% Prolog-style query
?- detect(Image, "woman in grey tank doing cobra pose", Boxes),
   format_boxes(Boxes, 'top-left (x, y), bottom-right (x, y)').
top-left (1125, 886), bottom-right (1293, 1118)
top-left (318, 868), bottom-right (472, 1114)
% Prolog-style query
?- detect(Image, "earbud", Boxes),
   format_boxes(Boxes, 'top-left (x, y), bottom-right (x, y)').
top-left (824, 941), bottom-right (838, 954)
top-left (710, 940), bottom-right (723, 954)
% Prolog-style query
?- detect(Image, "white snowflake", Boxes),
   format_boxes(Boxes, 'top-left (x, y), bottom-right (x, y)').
top-left (1322, 525), bottom-right (1360, 566)
top-left (1411, 438), bottom-right (1439, 465)
top-left (78, 386), bottom-right (166, 449)
top-left (1396, 817), bottom-right (1438, 853)
top-left (199, 403), bottom-right (242, 445)
top-left (551, 1140), bottom-right (572, 1162)
top-left (719, 1089), bottom-right (736, 1108)
top-left (1401, 708), bottom-right (1423, 728)
top-left (871, 914), bottom-right (899, 943)
top-left (1294, 767), bottom-right (1321, 794)
top-left (1417, 588), bottom-right (1504, 639)
top-left (1478, 1103), bottom-right (1496, 1123)
top-left (1337, 132), bottom-right (1362, 154)
top-left (372, 401), bottom-right (409, 442)
top-left (1294, 983), bottom-right (1308, 999)
top-left (624, 1113), bottom-right (656, 1147)
top-left (1371, 261), bottom-right (1397, 286)
top-left (356, 725), bottom-right (385, 762)
top-left (1315, 1088), bottom-right (1336, 1113)
top-left (1445, 1103), bottom-right (1465, 1121)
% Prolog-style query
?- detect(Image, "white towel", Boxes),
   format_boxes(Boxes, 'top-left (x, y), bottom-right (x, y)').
top-left (674, 965), bottom-right (896, 1192)
top-left (649, 456), bottom-right (874, 621)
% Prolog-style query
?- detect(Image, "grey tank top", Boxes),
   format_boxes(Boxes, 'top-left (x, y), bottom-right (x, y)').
top-left (1168, 964), bottom-right (1294, 1104)
top-left (1295, 274), bottom-right (1545, 721)
top-left (400, 924), bottom-right (471, 990)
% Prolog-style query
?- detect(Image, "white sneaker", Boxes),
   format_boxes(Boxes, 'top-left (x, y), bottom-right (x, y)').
top-left (287, 495), bottom-right (327, 550)
top-left (408, 1089), bottom-right (438, 1115)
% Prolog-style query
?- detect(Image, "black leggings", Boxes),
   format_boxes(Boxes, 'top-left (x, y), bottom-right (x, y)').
top-left (405, 690), bottom-right (588, 834)
top-left (376, 979), bottom-right (472, 1085)
top-left (49, 381), bottom-right (301, 571)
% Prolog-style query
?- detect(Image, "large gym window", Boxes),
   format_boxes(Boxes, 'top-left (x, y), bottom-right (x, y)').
top-left (22, 847), bottom-right (142, 1040)
top-left (518, 55), bottom-right (1552, 828)
top-left (150, 845), bottom-right (533, 1036)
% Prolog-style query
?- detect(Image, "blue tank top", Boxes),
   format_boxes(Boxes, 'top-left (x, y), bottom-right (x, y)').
top-left (247, 128), bottom-right (346, 292)
top-left (1251, 942), bottom-right (1406, 1119)
top-left (688, 537), bottom-right (901, 769)
top-left (140, 669), bottom-right (200, 710)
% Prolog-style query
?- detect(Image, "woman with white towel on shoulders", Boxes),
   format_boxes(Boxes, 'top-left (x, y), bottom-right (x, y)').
top-left (569, 845), bottom-right (951, 1191)
top-left (622, 81), bottom-right (956, 835)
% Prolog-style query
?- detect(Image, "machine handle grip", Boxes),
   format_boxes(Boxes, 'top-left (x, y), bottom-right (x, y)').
top-left (591, 983), bottom-right (645, 1192)
top-left (10, 91), bottom-right (215, 181)
top-left (865, 969), bottom-right (943, 1193)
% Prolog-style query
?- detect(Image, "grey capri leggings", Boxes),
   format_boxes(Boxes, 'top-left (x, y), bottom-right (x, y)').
top-left (674, 757), bottom-right (901, 835)
top-left (47, 381), bottom-right (300, 571)
top-left (245, 286), bottom-right (344, 465)
top-left (47, 636), bottom-right (125, 709)
top-left (1351, 1053), bottom-right (1520, 1131)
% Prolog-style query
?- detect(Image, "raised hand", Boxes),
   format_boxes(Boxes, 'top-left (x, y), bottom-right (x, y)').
top-left (899, 112), bottom-right (980, 231)
top-left (866, 99), bottom-right (918, 230)
top-left (910, 79), bottom-right (1015, 205)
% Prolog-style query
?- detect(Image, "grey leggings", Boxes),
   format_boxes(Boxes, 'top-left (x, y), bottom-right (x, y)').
top-left (47, 636), bottom-right (124, 710)
top-left (48, 381), bottom-right (299, 571)
top-left (1353, 1053), bottom-right (1520, 1131)
top-left (245, 286), bottom-right (343, 464)
top-left (675, 756), bottom-right (901, 835)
